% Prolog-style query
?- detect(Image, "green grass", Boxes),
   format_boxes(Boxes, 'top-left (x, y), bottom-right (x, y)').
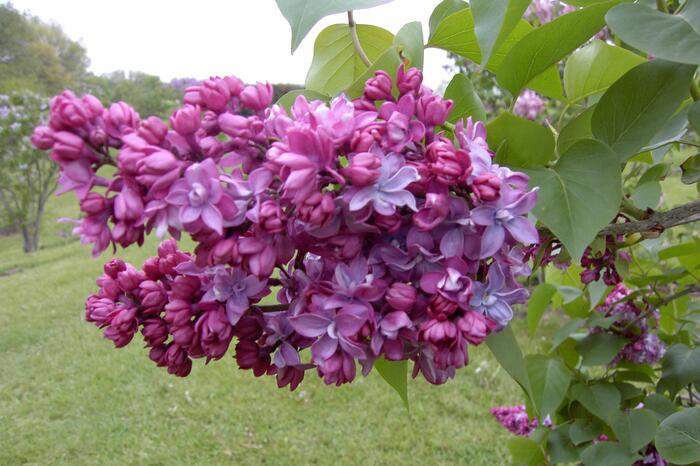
top-left (0, 192), bottom-right (540, 466)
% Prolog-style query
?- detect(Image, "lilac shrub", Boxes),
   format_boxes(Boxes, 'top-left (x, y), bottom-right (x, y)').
top-left (33, 65), bottom-right (538, 389)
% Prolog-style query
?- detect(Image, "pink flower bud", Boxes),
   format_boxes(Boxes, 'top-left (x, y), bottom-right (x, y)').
top-left (85, 295), bottom-right (114, 325)
top-left (89, 128), bottom-right (107, 146)
top-left (103, 258), bottom-right (127, 279)
top-left (416, 94), bottom-right (453, 126)
top-left (138, 116), bottom-right (168, 145)
top-left (386, 283), bottom-right (417, 311)
top-left (374, 213), bottom-right (403, 233)
top-left (31, 126), bottom-right (55, 150)
top-left (80, 192), bottom-right (109, 216)
top-left (258, 200), bottom-right (286, 233)
top-left (200, 78), bottom-right (231, 112)
top-left (105, 102), bottom-right (140, 138)
top-left (170, 105), bottom-right (201, 135)
top-left (82, 94), bottom-right (104, 118)
top-left (224, 76), bottom-right (244, 96)
top-left (364, 70), bottom-right (393, 101)
top-left (141, 318), bottom-right (168, 347)
top-left (297, 192), bottom-right (335, 225)
top-left (114, 186), bottom-right (144, 222)
top-left (210, 238), bottom-right (238, 265)
top-left (240, 82), bottom-right (273, 111)
top-left (580, 269), bottom-right (599, 284)
top-left (104, 305), bottom-right (138, 348)
top-left (457, 311), bottom-right (494, 345)
top-left (218, 113), bottom-right (251, 138)
top-left (142, 257), bottom-right (162, 280)
top-left (343, 152), bottom-right (382, 186)
top-left (397, 64), bottom-right (423, 95)
top-left (51, 131), bottom-right (86, 161)
top-left (472, 173), bottom-right (501, 202)
top-left (116, 265), bottom-right (145, 292)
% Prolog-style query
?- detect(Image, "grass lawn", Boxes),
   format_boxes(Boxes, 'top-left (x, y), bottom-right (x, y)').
top-left (0, 192), bottom-right (540, 466)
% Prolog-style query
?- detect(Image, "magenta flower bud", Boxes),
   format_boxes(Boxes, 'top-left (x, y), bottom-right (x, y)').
top-left (49, 91), bottom-right (91, 129)
top-left (85, 295), bottom-right (114, 325)
top-left (374, 213), bottom-right (403, 233)
top-left (218, 113), bottom-right (251, 138)
top-left (165, 298), bottom-right (193, 326)
top-left (210, 238), bottom-right (238, 265)
top-left (171, 322), bottom-right (195, 347)
top-left (138, 116), bottom-right (168, 145)
top-left (164, 344), bottom-right (192, 377)
top-left (297, 192), bottom-right (335, 225)
top-left (89, 128), bottom-right (107, 146)
top-left (235, 339), bottom-right (271, 376)
top-left (199, 136), bottom-right (224, 158)
top-left (142, 257), bottom-right (162, 280)
top-left (82, 94), bottom-right (104, 118)
top-left (258, 200), bottom-right (286, 233)
top-left (103, 258), bottom-right (127, 279)
top-left (397, 64), bottom-right (423, 95)
top-left (105, 102), bottom-right (140, 138)
top-left (169, 275), bottom-right (201, 300)
top-left (457, 311), bottom-right (494, 345)
top-left (343, 152), bottom-right (382, 186)
top-left (80, 192), bottom-right (109, 215)
top-left (157, 238), bottom-right (178, 258)
top-left (104, 305), bottom-right (138, 348)
top-left (429, 294), bottom-right (458, 318)
top-left (472, 172), bottom-right (501, 202)
top-left (427, 139), bottom-right (472, 185)
top-left (116, 265), bottom-right (145, 292)
top-left (353, 98), bottom-right (377, 112)
top-left (580, 269), bottom-right (599, 284)
top-left (200, 78), bottom-right (231, 112)
top-left (240, 82), bottom-right (273, 111)
top-left (195, 306), bottom-right (233, 360)
top-left (201, 110), bottom-right (219, 132)
top-left (51, 131), bottom-right (86, 161)
top-left (149, 344), bottom-right (168, 366)
top-left (224, 75), bottom-right (244, 96)
top-left (364, 70), bottom-right (393, 101)
top-left (114, 186), bottom-right (144, 222)
top-left (31, 125), bottom-right (55, 150)
top-left (416, 94), bottom-right (453, 126)
top-left (170, 105), bottom-right (201, 135)
top-left (141, 318), bottom-right (168, 347)
top-left (139, 280), bottom-right (167, 310)
top-left (386, 282), bottom-right (417, 311)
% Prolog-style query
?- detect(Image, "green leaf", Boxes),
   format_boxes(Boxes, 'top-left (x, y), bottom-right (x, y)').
top-left (655, 407), bottom-right (700, 464)
top-left (428, 13), bottom-right (564, 100)
top-left (427, 8), bottom-right (480, 63)
top-left (630, 181), bottom-right (661, 210)
top-left (393, 22), bottom-right (423, 69)
top-left (611, 408), bottom-right (658, 453)
top-left (606, 2), bottom-right (700, 65)
top-left (276, 89), bottom-right (329, 112)
top-left (486, 326), bottom-right (532, 398)
top-left (681, 154), bottom-right (700, 184)
top-left (525, 139), bottom-right (622, 260)
top-left (563, 40), bottom-right (645, 104)
top-left (551, 318), bottom-right (585, 350)
top-left (470, 0), bottom-right (530, 65)
top-left (525, 355), bottom-right (572, 417)
top-left (508, 436), bottom-right (545, 466)
top-left (305, 23), bottom-right (394, 96)
top-left (374, 356), bottom-right (408, 409)
top-left (496, 1), bottom-right (621, 97)
top-left (275, 0), bottom-right (393, 52)
top-left (580, 442), bottom-right (640, 466)
top-left (643, 393), bottom-right (678, 423)
top-left (591, 60), bottom-right (697, 161)
top-left (486, 112), bottom-right (556, 168)
top-left (548, 425), bottom-right (579, 463)
top-left (571, 383), bottom-right (621, 423)
top-left (690, 101), bottom-right (700, 134)
top-left (576, 333), bottom-right (628, 367)
top-left (570, 418), bottom-right (604, 445)
top-left (428, 0), bottom-right (468, 40)
top-left (558, 105), bottom-right (595, 154)
top-left (527, 283), bottom-right (557, 335)
top-left (443, 73), bottom-right (486, 123)
top-left (660, 344), bottom-right (700, 397)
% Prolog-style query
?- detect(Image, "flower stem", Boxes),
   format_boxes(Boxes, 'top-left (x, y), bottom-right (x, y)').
top-left (348, 11), bottom-right (372, 67)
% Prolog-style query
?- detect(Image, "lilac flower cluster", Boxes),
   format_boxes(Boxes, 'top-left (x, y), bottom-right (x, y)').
top-left (33, 65), bottom-right (539, 388)
top-left (513, 90), bottom-right (544, 121)
top-left (580, 235), bottom-right (631, 285)
top-left (594, 283), bottom-right (665, 366)
top-left (490, 405), bottom-right (551, 436)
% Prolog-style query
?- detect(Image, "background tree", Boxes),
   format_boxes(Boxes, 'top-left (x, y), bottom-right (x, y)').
top-left (0, 92), bottom-right (57, 252)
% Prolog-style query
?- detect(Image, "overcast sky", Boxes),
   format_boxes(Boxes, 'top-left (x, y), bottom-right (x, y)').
top-left (10, 0), bottom-right (453, 90)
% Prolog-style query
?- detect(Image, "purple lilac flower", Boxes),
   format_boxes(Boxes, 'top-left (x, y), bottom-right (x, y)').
top-left (470, 264), bottom-right (528, 327)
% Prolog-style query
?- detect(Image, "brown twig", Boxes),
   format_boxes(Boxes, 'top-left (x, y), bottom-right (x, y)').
top-left (598, 200), bottom-right (700, 236)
